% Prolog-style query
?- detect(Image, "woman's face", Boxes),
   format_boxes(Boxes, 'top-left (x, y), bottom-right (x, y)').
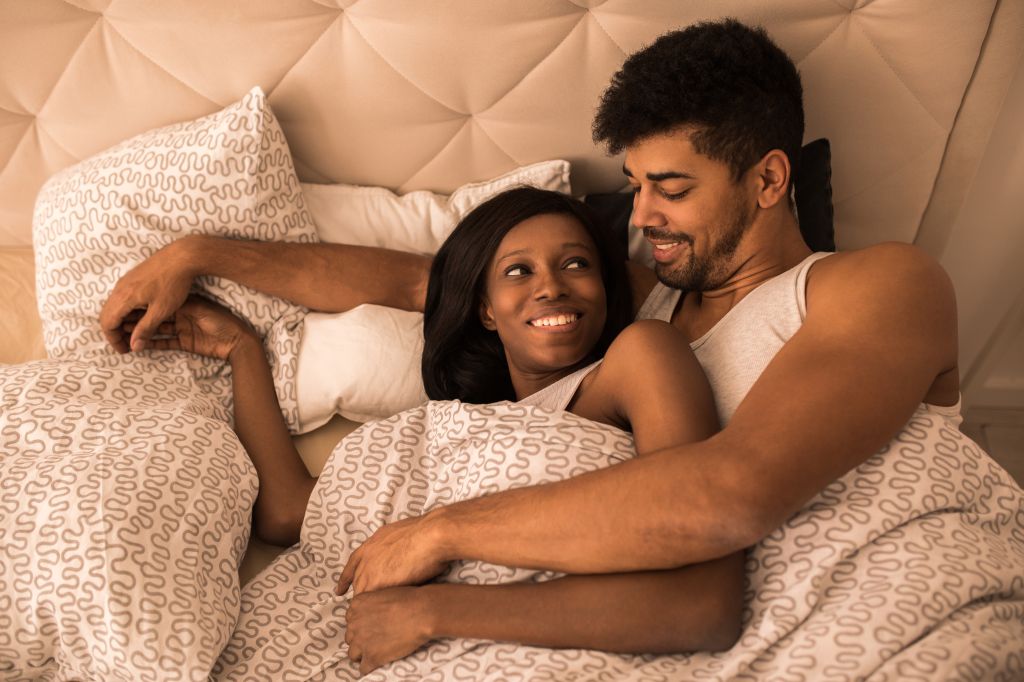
top-left (479, 213), bottom-right (607, 388)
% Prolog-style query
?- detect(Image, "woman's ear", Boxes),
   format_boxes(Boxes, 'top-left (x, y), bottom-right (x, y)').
top-left (755, 149), bottom-right (791, 210)
top-left (479, 299), bottom-right (497, 331)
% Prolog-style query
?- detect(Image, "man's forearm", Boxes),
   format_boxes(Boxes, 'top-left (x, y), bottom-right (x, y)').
top-left (429, 435), bottom-right (756, 575)
top-left (422, 554), bottom-right (744, 653)
top-left (182, 235), bottom-right (432, 313)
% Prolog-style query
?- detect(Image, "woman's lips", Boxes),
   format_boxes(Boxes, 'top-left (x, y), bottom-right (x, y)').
top-left (527, 312), bottom-right (581, 331)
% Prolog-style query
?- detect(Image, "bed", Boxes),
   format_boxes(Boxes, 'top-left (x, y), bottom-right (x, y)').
top-left (2, 2), bottom-right (1023, 680)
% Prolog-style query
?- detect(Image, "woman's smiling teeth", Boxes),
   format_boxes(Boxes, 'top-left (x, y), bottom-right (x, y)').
top-left (530, 313), bottom-right (579, 327)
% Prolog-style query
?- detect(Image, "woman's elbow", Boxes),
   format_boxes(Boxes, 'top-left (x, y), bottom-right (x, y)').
top-left (254, 501), bottom-right (304, 546)
top-left (667, 553), bottom-right (746, 653)
top-left (698, 590), bottom-right (744, 652)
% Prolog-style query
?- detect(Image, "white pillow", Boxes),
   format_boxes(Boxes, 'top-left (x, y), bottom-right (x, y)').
top-left (297, 306), bottom-right (426, 427)
top-left (294, 161), bottom-right (571, 431)
top-left (302, 159), bottom-right (570, 252)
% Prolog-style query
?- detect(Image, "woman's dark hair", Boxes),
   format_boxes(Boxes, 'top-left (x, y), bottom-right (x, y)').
top-left (422, 186), bottom-right (632, 403)
top-left (593, 18), bottom-right (804, 189)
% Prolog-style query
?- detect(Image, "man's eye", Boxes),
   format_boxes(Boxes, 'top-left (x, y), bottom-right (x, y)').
top-left (504, 265), bottom-right (529, 276)
top-left (662, 189), bottom-right (689, 201)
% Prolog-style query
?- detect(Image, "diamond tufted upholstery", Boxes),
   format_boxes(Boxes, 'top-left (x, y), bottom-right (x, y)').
top-left (0, 0), bottom-right (1012, 255)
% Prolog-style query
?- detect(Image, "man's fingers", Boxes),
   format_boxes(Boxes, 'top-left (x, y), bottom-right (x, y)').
top-left (353, 571), bottom-right (368, 596)
top-left (123, 321), bottom-right (174, 336)
top-left (129, 307), bottom-right (170, 352)
top-left (99, 298), bottom-right (137, 354)
top-left (337, 553), bottom-right (358, 595)
top-left (146, 338), bottom-right (181, 352)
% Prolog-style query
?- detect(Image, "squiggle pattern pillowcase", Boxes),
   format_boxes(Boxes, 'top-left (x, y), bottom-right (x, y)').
top-left (11, 88), bottom-right (315, 678)
top-left (293, 161), bottom-right (572, 431)
top-left (32, 86), bottom-right (316, 429)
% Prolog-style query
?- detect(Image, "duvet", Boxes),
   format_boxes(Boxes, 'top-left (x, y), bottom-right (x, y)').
top-left (214, 399), bottom-right (1024, 681)
top-left (0, 353), bottom-right (256, 681)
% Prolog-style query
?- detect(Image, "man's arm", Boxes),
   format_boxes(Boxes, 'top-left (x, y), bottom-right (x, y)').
top-left (337, 243), bottom-right (958, 590)
top-left (100, 234), bottom-right (431, 352)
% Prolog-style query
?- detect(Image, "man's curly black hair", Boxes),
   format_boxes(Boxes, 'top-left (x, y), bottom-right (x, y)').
top-left (593, 18), bottom-right (804, 188)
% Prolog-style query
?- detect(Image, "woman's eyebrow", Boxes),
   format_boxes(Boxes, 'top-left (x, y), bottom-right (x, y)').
top-left (497, 248), bottom-right (530, 263)
top-left (562, 241), bottom-right (593, 251)
top-left (497, 242), bottom-right (591, 263)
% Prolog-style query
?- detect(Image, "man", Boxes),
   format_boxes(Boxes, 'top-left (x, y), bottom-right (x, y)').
top-left (101, 20), bottom-right (959, 595)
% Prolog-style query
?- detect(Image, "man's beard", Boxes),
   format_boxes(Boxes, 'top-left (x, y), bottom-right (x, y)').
top-left (653, 197), bottom-right (754, 291)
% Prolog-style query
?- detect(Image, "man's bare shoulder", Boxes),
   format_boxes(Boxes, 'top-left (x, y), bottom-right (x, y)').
top-left (803, 242), bottom-right (958, 375)
top-left (808, 242), bottom-right (955, 317)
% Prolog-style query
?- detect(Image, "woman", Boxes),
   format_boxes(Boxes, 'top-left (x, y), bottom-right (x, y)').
top-left (137, 187), bottom-right (744, 674)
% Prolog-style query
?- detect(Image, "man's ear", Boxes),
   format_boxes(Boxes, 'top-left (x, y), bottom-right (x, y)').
top-left (479, 299), bottom-right (497, 330)
top-left (755, 149), bottom-right (791, 209)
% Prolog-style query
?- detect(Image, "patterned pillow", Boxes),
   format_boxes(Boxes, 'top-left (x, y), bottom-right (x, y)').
top-left (31, 86), bottom-right (316, 428)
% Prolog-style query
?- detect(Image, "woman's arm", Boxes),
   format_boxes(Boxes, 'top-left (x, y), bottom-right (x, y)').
top-left (228, 336), bottom-right (316, 545)
top-left (345, 555), bottom-right (743, 675)
top-left (141, 296), bottom-right (315, 545)
top-left (101, 235), bottom-right (432, 353)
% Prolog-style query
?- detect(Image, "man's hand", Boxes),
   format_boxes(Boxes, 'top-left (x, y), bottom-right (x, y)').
top-left (100, 237), bottom-right (198, 353)
top-left (125, 295), bottom-right (257, 362)
top-left (345, 587), bottom-right (434, 676)
top-left (336, 514), bottom-right (450, 596)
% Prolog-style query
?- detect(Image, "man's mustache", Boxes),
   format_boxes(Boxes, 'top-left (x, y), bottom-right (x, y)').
top-left (642, 227), bottom-right (694, 245)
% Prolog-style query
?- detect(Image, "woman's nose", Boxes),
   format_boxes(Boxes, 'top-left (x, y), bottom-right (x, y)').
top-left (533, 268), bottom-right (569, 300)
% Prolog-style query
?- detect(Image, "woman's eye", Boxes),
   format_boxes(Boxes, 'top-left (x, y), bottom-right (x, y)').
top-left (564, 258), bottom-right (588, 270)
top-left (504, 265), bottom-right (529, 277)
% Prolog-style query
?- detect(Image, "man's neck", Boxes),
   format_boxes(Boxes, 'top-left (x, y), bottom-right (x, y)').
top-left (671, 213), bottom-right (811, 342)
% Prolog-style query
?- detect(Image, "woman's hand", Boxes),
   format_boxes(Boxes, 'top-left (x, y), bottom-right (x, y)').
top-left (345, 587), bottom-right (434, 676)
top-left (336, 514), bottom-right (450, 596)
top-left (122, 294), bottom-right (257, 361)
top-left (100, 236), bottom-right (202, 353)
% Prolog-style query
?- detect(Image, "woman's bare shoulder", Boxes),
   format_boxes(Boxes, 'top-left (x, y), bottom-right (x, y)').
top-left (588, 321), bottom-right (716, 452)
top-left (604, 319), bottom-right (694, 371)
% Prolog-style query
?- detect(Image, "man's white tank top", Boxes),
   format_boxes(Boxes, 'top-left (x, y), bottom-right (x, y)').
top-left (636, 252), bottom-right (832, 425)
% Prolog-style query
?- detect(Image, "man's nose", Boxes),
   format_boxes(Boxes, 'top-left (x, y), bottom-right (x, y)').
top-left (630, 187), bottom-right (665, 231)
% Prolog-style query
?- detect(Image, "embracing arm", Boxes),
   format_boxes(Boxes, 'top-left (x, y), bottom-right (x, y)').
top-left (344, 321), bottom-right (745, 673)
top-left (339, 244), bottom-right (958, 586)
top-left (100, 235), bottom-right (431, 353)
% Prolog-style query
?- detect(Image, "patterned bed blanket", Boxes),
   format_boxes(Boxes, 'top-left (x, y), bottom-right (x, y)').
top-left (0, 354), bottom-right (257, 681)
top-left (214, 400), bottom-right (1024, 681)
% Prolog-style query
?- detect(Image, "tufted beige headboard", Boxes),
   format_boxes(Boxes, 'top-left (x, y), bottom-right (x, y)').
top-left (0, 0), bottom-right (1015, 246)
top-left (2, 0), bottom-right (1023, 411)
